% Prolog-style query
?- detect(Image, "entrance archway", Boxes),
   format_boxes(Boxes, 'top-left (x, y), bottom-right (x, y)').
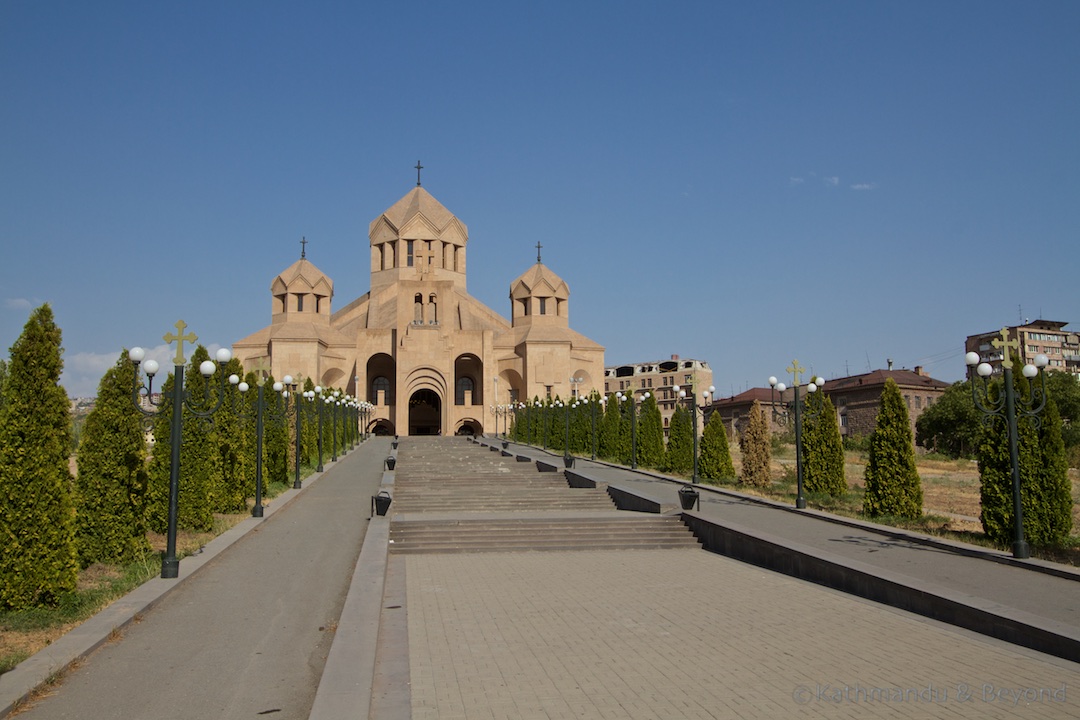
top-left (409, 389), bottom-right (442, 435)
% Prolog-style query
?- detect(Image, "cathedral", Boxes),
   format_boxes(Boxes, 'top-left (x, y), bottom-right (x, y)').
top-left (233, 182), bottom-right (604, 436)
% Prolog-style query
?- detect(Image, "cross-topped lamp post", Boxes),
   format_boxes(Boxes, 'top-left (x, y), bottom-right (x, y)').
top-left (769, 360), bottom-right (824, 510)
top-left (966, 328), bottom-right (1050, 559)
top-left (229, 363), bottom-right (291, 518)
top-left (129, 321), bottom-right (232, 578)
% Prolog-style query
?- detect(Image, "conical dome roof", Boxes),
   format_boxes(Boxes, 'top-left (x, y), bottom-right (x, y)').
top-left (369, 187), bottom-right (467, 242)
top-left (271, 257), bottom-right (333, 296)
top-left (510, 262), bottom-right (569, 301)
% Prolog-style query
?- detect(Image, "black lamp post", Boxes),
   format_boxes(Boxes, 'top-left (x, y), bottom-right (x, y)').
top-left (230, 371), bottom-right (291, 518)
top-left (769, 361), bottom-right (823, 510)
top-left (312, 385), bottom-right (326, 471)
top-left (329, 391), bottom-right (340, 461)
top-left (590, 396), bottom-right (602, 461)
top-left (675, 383), bottom-right (715, 484)
top-left (965, 332), bottom-right (1049, 559)
top-left (285, 377), bottom-right (305, 490)
top-left (129, 322), bottom-right (231, 579)
top-left (618, 391), bottom-right (649, 469)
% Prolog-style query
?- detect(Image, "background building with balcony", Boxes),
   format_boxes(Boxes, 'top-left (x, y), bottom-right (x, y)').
top-left (965, 320), bottom-right (1079, 379)
top-left (604, 355), bottom-right (713, 436)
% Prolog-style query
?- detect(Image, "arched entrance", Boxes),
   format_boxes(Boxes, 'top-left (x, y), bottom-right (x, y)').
top-left (409, 389), bottom-right (442, 435)
top-left (371, 419), bottom-right (395, 436)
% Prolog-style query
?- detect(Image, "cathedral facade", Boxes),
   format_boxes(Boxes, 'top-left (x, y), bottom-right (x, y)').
top-left (233, 184), bottom-right (604, 436)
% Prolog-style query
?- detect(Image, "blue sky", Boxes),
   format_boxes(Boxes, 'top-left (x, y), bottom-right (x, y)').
top-left (2, 1), bottom-right (1078, 398)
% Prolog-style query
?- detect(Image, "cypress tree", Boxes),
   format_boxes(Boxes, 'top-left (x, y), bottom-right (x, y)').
top-left (739, 400), bottom-right (772, 487)
top-left (210, 357), bottom-right (247, 513)
top-left (0, 304), bottom-right (78, 608)
top-left (1032, 398), bottom-right (1072, 547)
top-left (699, 410), bottom-right (735, 483)
top-left (665, 404), bottom-right (693, 475)
top-left (145, 346), bottom-right (217, 533)
top-left (637, 394), bottom-right (665, 468)
top-left (74, 352), bottom-right (150, 567)
top-left (801, 390), bottom-right (846, 495)
top-left (598, 394), bottom-right (623, 460)
top-left (863, 378), bottom-right (922, 518)
top-left (979, 363), bottom-right (1073, 549)
top-left (264, 375), bottom-right (289, 485)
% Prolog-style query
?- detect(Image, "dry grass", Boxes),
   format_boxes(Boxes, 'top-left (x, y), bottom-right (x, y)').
top-left (0, 513), bottom-right (248, 678)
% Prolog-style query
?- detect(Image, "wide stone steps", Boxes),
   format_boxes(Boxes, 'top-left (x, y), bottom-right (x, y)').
top-left (388, 516), bottom-right (699, 554)
top-left (387, 437), bottom-right (700, 554)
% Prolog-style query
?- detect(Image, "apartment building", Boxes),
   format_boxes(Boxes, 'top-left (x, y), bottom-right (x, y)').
top-left (965, 320), bottom-right (1080, 379)
top-left (604, 355), bottom-right (713, 434)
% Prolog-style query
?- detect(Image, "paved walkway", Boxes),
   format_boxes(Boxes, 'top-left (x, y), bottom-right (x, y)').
top-left (4, 437), bottom-right (389, 720)
top-left (377, 438), bottom-right (1080, 719)
top-left (5, 435), bottom-right (1080, 719)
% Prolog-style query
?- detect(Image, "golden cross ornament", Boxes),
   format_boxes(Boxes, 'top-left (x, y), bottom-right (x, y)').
top-left (163, 320), bottom-right (198, 366)
top-left (247, 357), bottom-right (272, 386)
top-left (990, 327), bottom-right (1019, 370)
top-left (786, 359), bottom-right (806, 387)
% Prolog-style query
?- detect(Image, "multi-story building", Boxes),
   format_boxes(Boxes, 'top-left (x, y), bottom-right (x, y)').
top-left (708, 365), bottom-right (949, 442)
top-left (604, 355), bottom-right (713, 435)
top-left (965, 320), bottom-right (1080, 379)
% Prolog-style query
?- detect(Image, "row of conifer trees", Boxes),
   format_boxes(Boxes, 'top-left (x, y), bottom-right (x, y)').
top-left (0, 304), bottom-right (353, 611)
top-left (508, 373), bottom-right (1071, 548)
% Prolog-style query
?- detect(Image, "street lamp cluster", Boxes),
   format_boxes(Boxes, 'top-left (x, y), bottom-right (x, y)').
top-left (129, 321), bottom-right (369, 578)
top-left (129, 322), bottom-right (232, 579)
top-left (965, 328), bottom-right (1050, 559)
top-left (768, 360), bottom-right (824, 510)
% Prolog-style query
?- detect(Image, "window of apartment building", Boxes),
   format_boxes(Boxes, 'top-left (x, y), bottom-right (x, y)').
top-left (915, 396), bottom-right (922, 409)
top-left (640, 379), bottom-right (646, 388)
top-left (904, 395), bottom-right (911, 408)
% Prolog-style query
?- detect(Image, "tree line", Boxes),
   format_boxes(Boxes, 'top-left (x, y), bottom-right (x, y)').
top-left (0, 305), bottom-right (352, 611)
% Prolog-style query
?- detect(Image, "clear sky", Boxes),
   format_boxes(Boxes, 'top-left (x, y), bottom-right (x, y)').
top-left (2, 1), bottom-right (1078, 398)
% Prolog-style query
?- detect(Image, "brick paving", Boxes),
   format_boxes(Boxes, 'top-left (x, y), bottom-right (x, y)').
top-left (378, 439), bottom-right (1080, 719)
top-left (400, 549), bottom-right (1078, 719)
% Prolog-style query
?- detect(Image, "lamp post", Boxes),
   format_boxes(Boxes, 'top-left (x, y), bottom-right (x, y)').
top-left (965, 330), bottom-right (1049, 559)
top-left (129, 323), bottom-right (231, 579)
top-left (230, 371), bottom-right (291, 518)
top-left (561, 399), bottom-right (572, 466)
top-left (329, 391), bottom-right (340, 461)
top-left (285, 376), bottom-right (304, 489)
top-left (675, 383), bottom-right (715, 483)
top-left (591, 395), bottom-right (603, 461)
top-left (312, 385), bottom-right (325, 471)
top-left (617, 391), bottom-right (649, 469)
top-left (769, 361), bottom-right (823, 510)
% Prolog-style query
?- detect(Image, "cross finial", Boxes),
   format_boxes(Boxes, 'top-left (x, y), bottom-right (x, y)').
top-left (300, 236), bottom-right (307, 259)
top-left (535, 241), bottom-right (543, 263)
top-left (786, 359), bottom-right (805, 388)
top-left (415, 160), bottom-right (424, 186)
top-left (991, 327), bottom-right (1019, 370)
top-left (163, 320), bottom-right (198, 366)
top-left (247, 357), bottom-right (272, 386)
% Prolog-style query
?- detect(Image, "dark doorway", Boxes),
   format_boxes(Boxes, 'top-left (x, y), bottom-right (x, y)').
top-left (409, 389), bottom-right (442, 435)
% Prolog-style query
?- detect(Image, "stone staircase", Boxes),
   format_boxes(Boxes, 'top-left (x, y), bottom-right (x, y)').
top-left (387, 437), bottom-right (700, 554)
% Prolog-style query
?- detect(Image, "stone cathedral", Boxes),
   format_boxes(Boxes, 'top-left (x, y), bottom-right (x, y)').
top-left (232, 183), bottom-right (604, 436)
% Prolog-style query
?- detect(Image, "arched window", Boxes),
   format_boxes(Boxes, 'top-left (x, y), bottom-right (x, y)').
top-left (455, 377), bottom-right (473, 406)
top-left (429, 294), bottom-right (438, 324)
top-left (414, 293), bottom-right (423, 324)
top-left (372, 377), bottom-right (391, 405)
